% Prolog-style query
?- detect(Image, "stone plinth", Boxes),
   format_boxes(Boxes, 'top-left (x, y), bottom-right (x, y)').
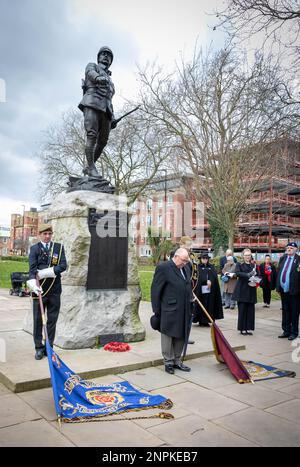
top-left (23, 191), bottom-right (145, 349)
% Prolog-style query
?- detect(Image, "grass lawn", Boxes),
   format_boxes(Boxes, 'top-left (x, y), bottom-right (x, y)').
top-left (137, 265), bottom-right (280, 303)
top-left (0, 260), bottom-right (29, 289)
top-left (0, 260), bottom-right (280, 305)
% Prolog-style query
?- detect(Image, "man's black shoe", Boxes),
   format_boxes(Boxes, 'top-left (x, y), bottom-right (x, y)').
top-left (188, 340), bottom-right (195, 344)
top-left (288, 335), bottom-right (298, 341)
top-left (174, 362), bottom-right (191, 372)
top-left (35, 349), bottom-right (44, 360)
top-left (278, 333), bottom-right (290, 338)
top-left (165, 365), bottom-right (175, 375)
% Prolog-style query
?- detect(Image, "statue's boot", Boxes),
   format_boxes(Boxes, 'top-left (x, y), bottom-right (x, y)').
top-left (85, 147), bottom-right (99, 177)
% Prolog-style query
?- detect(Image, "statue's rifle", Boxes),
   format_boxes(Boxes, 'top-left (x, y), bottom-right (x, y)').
top-left (112, 106), bottom-right (141, 127)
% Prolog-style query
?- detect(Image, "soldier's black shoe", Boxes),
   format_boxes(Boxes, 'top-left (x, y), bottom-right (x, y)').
top-left (44, 348), bottom-right (47, 357)
top-left (188, 340), bottom-right (195, 344)
top-left (278, 333), bottom-right (290, 338)
top-left (288, 335), bottom-right (298, 341)
top-left (35, 349), bottom-right (44, 360)
top-left (174, 362), bottom-right (191, 372)
top-left (165, 365), bottom-right (175, 375)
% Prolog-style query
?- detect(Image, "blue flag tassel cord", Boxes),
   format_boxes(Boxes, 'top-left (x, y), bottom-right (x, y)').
top-left (36, 278), bottom-right (173, 427)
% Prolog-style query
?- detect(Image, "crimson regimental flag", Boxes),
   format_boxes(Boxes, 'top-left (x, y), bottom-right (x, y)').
top-left (211, 323), bottom-right (252, 384)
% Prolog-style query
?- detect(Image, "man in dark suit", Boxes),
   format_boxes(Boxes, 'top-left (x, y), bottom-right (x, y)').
top-left (78, 46), bottom-right (116, 177)
top-left (276, 242), bottom-right (300, 341)
top-left (27, 224), bottom-right (67, 359)
top-left (151, 248), bottom-right (193, 374)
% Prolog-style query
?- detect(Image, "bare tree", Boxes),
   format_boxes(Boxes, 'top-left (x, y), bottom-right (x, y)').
top-left (37, 106), bottom-right (172, 204)
top-left (214, 1), bottom-right (300, 66)
top-left (137, 46), bottom-right (299, 249)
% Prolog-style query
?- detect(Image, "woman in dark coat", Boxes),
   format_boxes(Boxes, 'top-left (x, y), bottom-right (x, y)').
top-left (193, 252), bottom-right (224, 326)
top-left (232, 249), bottom-right (257, 335)
top-left (259, 255), bottom-right (277, 308)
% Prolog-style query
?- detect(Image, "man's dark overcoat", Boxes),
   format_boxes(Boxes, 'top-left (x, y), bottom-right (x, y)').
top-left (151, 260), bottom-right (193, 340)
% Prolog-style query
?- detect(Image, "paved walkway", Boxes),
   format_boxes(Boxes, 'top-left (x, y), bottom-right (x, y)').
top-left (0, 289), bottom-right (299, 447)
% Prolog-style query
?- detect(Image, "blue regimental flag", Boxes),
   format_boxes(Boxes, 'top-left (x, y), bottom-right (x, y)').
top-left (45, 340), bottom-right (172, 422)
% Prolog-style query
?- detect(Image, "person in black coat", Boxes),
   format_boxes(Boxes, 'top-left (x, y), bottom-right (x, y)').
top-left (193, 252), bottom-right (223, 326)
top-left (276, 242), bottom-right (300, 340)
top-left (232, 249), bottom-right (257, 335)
top-left (151, 248), bottom-right (193, 374)
top-left (259, 255), bottom-right (277, 308)
top-left (27, 224), bottom-right (67, 360)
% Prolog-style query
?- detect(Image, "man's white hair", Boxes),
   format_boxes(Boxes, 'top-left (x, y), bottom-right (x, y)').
top-left (174, 247), bottom-right (189, 258)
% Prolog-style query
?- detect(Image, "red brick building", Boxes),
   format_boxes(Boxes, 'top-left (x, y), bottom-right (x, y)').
top-left (0, 227), bottom-right (10, 256)
top-left (131, 140), bottom-right (300, 257)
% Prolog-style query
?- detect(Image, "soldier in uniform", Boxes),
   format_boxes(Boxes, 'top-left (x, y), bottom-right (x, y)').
top-left (27, 224), bottom-right (67, 360)
top-left (78, 46), bottom-right (117, 177)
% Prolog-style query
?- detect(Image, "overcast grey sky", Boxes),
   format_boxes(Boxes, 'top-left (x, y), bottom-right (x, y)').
top-left (0, 0), bottom-right (224, 226)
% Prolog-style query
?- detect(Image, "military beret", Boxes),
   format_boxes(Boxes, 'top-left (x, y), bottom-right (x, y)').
top-left (38, 223), bottom-right (53, 234)
top-left (286, 242), bottom-right (298, 248)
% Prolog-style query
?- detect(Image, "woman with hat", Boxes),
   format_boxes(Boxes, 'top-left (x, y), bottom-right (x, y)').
top-left (193, 252), bottom-right (223, 326)
top-left (232, 248), bottom-right (257, 335)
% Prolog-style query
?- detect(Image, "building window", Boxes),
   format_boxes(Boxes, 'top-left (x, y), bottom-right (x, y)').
top-left (147, 199), bottom-right (152, 211)
top-left (158, 215), bottom-right (162, 227)
top-left (167, 195), bottom-right (173, 205)
top-left (147, 215), bottom-right (152, 226)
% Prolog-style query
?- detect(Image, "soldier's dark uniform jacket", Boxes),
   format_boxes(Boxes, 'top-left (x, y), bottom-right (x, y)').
top-left (29, 241), bottom-right (67, 350)
top-left (78, 62), bottom-right (115, 118)
top-left (29, 242), bottom-right (67, 297)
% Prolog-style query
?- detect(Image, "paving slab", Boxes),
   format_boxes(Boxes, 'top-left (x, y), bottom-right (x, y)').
top-left (51, 419), bottom-right (164, 447)
top-left (0, 382), bottom-right (11, 396)
top-left (0, 419), bottom-right (75, 447)
top-left (119, 366), bottom-right (184, 391)
top-left (277, 381), bottom-right (300, 397)
top-left (214, 381), bottom-right (293, 409)
top-left (266, 399), bottom-right (300, 425)
top-left (0, 393), bottom-right (42, 428)
top-left (151, 381), bottom-right (249, 420)
top-left (214, 407), bottom-right (300, 447)
top-left (148, 414), bottom-right (258, 447)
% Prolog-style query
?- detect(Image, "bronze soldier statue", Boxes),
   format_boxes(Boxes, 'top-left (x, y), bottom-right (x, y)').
top-left (79, 46), bottom-right (116, 177)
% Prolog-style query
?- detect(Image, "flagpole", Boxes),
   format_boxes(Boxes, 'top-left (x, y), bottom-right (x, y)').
top-left (192, 293), bottom-right (214, 323)
top-left (193, 292), bottom-right (254, 384)
top-left (36, 276), bottom-right (63, 425)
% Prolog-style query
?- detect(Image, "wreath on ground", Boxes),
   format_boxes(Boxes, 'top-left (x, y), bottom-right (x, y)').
top-left (103, 342), bottom-right (131, 352)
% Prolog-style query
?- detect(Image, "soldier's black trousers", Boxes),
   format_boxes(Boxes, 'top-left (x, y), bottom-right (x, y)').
top-left (280, 292), bottom-right (300, 337)
top-left (33, 294), bottom-right (61, 349)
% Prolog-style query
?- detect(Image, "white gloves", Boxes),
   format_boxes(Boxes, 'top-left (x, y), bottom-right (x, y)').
top-left (37, 267), bottom-right (56, 279)
top-left (27, 279), bottom-right (43, 294)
